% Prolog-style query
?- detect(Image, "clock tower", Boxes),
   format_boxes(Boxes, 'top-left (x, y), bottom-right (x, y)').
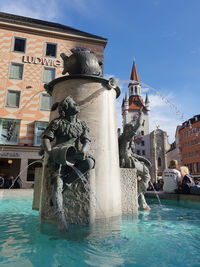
top-left (121, 60), bottom-right (150, 160)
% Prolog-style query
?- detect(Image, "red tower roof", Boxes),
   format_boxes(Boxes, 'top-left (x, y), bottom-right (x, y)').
top-left (129, 60), bottom-right (139, 86)
top-left (129, 95), bottom-right (144, 110)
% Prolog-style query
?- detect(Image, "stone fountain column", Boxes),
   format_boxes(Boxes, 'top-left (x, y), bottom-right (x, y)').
top-left (39, 75), bottom-right (122, 224)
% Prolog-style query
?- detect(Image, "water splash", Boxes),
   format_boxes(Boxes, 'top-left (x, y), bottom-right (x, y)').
top-left (118, 79), bottom-right (184, 122)
top-left (149, 180), bottom-right (162, 206)
top-left (70, 166), bottom-right (107, 218)
top-left (9, 160), bottom-right (43, 189)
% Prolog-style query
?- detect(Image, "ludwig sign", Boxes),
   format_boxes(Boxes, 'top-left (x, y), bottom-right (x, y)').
top-left (22, 56), bottom-right (61, 67)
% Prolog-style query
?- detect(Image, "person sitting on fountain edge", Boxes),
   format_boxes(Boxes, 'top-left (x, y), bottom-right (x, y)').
top-left (41, 96), bottom-right (95, 231)
top-left (162, 160), bottom-right (181, 193)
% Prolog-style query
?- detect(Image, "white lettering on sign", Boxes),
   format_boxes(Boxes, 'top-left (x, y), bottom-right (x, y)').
top-left (22, 56), bottom-right (61, 67)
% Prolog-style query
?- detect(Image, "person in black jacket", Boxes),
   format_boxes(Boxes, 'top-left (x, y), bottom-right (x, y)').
top-left (180, 166), bottom-right (195, 194)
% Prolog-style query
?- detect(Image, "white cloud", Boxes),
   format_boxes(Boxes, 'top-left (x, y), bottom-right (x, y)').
top-left (0, 0), bottom-right (60, 21)
top-left (148, 94), bottom-right (168, 108)
top-left (148, 93), bottom-right (183, 143)
top-left (0, 0), bottom-right (99, 23)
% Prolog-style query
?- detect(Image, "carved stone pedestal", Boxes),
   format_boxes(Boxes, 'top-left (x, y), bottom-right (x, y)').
top-left (39, 166), bottom-right (96, 225)
top-left (63, 169), bottom-right (96, 224)
top-left (120, 168), bottom-right (138, 214)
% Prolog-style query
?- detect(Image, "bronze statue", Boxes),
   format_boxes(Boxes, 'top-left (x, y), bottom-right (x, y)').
top-left (42, 96), bottom-right (95, 231)
top-left (60, 47), bottom-right (102, 76)
top-left (118, 107), bottom-right (151, 210)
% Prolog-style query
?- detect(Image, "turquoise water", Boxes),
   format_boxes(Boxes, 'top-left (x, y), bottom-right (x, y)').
top-left (0, 197), bottom-right (200, 267)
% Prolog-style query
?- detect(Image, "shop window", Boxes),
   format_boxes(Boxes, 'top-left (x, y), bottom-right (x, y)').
top-left (27, 159), bottom-right (43, 181)
top-left (34, 121), bottom-right (48, 146)
top-left (13, 37), bottom-right (26, 52)
top-left (6, 90), bottom-right (20, 108)
top-left (45, 43), bottom-right (57, 57)
top-left (0, 119), bottom-right (20, 145)
top-left (43, 67), bottom-right (55, 83)
top-left (10, 63), bottom-right (23, 80)
top-left (40, 94), bottom-right (51, 110)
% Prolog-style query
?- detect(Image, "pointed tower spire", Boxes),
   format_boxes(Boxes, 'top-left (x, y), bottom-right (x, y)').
top-left (129, 57), bottom-right (139, 84)
top-left (121, 97), bottom-right (124, 107)
top-left (128, 58), bottom-right (141, 97)
top-left (145, 93), bottom-right (150, 113)
top-left (145, 93), bottom-right (150, 104)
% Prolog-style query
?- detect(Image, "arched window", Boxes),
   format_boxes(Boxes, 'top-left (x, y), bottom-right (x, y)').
top-left (135, 86), bottom-right (137, 94)
top-left (158, 157), bottom-right (161, 167)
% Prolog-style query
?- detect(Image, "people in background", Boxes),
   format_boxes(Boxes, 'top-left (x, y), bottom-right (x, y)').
top-left (179, 166), bottom-right (195, 194)
top-left (157, 178), bottom-right (164, 191)
top-left (13, 177), bottom-right (22, 189)
top-left (0, 176), bottom-right (4, 189)
top-left (5, 176), bottom-right (13, 189)
top-left (190, 177), bottom-right (200, 195)
top-left (194, 177), bottom-right (200, 186)
top-left (163, 160), bottom-right (181, 193)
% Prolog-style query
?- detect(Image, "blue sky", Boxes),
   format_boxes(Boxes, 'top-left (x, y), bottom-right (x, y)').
top-left (1, 0), bottom-right (200, 142)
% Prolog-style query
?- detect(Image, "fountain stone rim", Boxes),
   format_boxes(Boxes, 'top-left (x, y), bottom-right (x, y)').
top-left (44, 74), bottom-right (121, 98)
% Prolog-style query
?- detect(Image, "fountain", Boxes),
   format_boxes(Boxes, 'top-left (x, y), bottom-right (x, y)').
top-left (34, 47), bottom-right (140, 230)
top-left (2, 49), bottom-right (200, 267)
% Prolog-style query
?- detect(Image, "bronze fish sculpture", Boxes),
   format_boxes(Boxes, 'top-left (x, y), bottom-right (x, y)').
top-left (60, 47), bottom-right (102, 76)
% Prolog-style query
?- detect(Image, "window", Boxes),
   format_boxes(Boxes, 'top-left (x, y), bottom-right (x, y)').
top-left (142, 150), bottom-right (145, 156)
top-left (34, 121), bottom-right (48, 146)
top-left (189, 163), bottom-right (192, 173)
top-left (193, 162), bottom-right (197, 173)
top-left (197, 162), bottom-right (200, 173)
top-left (41, 94), bottom-right (51, 110)
top-left (141, 140), bottom-right (145, 146)
top-left (10, 63), bottom-right (23, 80)
top-left (135, 86), bottom-right (137, 94)
top-left (6, 90), bottom-right (20, 108)
top-left (141, 130), bottom-right (144, 135)
top-left (13, 37), bottom-right (26, 52)
top-left (43, 67), bottom-right (55, 83)
top-left (158, 157), bottom-right (162, 167)
top-left (0, 119), bottom-right (20, 145)
top-left (136, 150), bottom-right (140, 155)
top-left (46, 43), bottom-right (57, 57)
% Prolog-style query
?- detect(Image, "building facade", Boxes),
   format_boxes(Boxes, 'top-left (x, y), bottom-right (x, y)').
top-left (166, 126), bottom-right (182, 169)
top-left (0, 12), bottom-right (107, 187)
top-left (179, 115), bottom-right (200, 177)
top-left (150, 128), bottom-right (170, 182)
top-left (121, 61), bottom-right (150, 160)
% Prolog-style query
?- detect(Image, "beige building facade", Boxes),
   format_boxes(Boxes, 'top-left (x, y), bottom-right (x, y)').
top-left (0, 12), bottom-right (107, 188)
top-left (150, 128), bottom-right (170, 182)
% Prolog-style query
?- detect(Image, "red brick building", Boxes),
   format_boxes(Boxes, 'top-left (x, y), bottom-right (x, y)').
top-left (179, 115), bottom-right (200, 177)
top-left (0, 12), bottom-right (107, 187)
